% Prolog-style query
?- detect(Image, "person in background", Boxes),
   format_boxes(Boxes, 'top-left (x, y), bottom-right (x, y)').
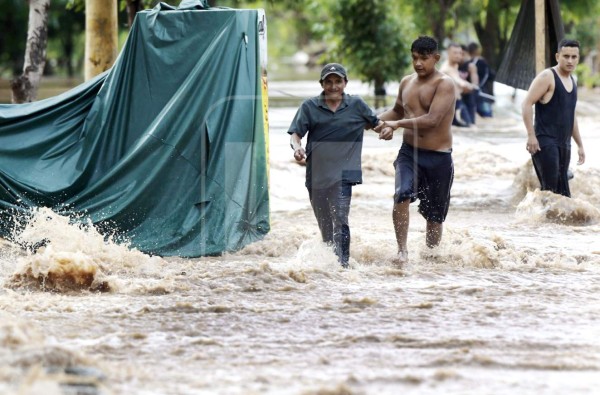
top-left (467, 42), bottom-right (495, 118)
top-left (375, 36), bottom-right (456, 265)
top-left (459, 44), bottom-right (479, 125)
top-left (521, 39), bottom-right (585, 197)
top-left (440, 43), bottom-right (477, 127)
top-left (288, 63), bottom-right (387, 268)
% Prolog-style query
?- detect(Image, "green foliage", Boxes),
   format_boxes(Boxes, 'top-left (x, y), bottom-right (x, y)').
top-left (47, 0), bottom-right (85, 76)
top-left (2, 0), bottom-right (599, 82)
top-left (576, 63), bottom-right (600, 89)
top-left (65, 0), bottom-right (84, 12)
top-left (0, 0), bottom-right (29, 75)
top-left (67, 0), bottom-right (183, 13)
top-left (328, 0), bottom-right (411, 88)
top-left (561, 1), bottom-right (600, 58)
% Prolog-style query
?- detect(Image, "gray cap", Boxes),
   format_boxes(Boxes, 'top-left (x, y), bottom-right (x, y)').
top-left (319, 63), bottom-right (347, 82)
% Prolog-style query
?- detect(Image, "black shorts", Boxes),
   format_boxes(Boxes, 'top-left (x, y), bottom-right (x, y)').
top-left (394, 143), bottom-right (454, 223)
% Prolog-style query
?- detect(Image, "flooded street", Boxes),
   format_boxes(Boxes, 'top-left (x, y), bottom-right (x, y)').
top-left (1, 82), bottom-right (600, 394)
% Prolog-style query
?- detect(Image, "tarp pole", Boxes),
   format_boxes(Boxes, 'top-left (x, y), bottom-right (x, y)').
top-left (535, 0), bottom-right (546, 74)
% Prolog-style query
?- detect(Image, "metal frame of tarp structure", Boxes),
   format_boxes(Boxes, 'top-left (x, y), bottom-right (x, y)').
top-left (496, 0), bottom-right (565, 90)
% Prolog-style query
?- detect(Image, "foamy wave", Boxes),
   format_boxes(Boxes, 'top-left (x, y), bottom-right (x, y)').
top-left (362, 150), bottom-right (397, 178)
top-left (570, 167), bottom-right (600, 206)
top-left (515, 190), bottom-right (600, 226)
top-left (511, 162), bottom-right (600, 206)
top-left (416, 229), bottom-right (513, 269)
top-left (5, 208), bottom-right (166, 293)
top-left (237, 221), bottom-right (315, 258)
top-left (405, 227), bottom-right (600, 272)
top-left (510, 160), bottom-right (540, 203)
top-left (454, 147), bottom-right (518, 180)
top-left (0, 312), bottom-right (107, 394)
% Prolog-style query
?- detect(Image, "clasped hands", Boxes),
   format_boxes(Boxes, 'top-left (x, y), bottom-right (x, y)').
top-left (374, 120), bottom-right (396, 140)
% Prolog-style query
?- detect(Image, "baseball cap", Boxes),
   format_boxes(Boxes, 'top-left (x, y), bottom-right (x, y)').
top-left (319, 63), bottom-right (347, 82)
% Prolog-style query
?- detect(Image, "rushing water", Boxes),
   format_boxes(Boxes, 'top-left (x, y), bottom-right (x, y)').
top-left (1, 83), bottom-right (600, 395)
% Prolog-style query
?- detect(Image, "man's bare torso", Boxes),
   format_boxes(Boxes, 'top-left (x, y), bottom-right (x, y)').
top-left (400, 72), bottom-right (454, 151)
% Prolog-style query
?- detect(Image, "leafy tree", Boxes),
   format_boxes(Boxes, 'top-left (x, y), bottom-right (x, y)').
top-left (329, 0), bottom-right (410, 108)
top-left (48, 0), bottom-right (85, 77)
top-left (469, 0), bottom-right (520, 70)
top-left (561, 0), bottom-right (600, 56)
top-left (0, 0), bottom-right (29, 76)
top-left (403, 0), bottom-right (458, 46)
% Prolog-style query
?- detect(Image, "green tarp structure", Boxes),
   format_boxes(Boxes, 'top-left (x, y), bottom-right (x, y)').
top-left (0, 1), bottom-right (270, 257)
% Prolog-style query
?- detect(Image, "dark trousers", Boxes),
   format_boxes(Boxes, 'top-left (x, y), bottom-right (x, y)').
top-left (308, 182), bottom-right (352, 265)
top-left (532, 144), bottom-right (571, 197)
top-left (463, 92), bottom-right (477, 124)
top-left (476, 93), bottom-right (493, 117)
top-left (453, 99), bottom-right (473, 127)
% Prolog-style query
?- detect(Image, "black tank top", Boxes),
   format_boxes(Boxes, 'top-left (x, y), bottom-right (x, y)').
top-left (534, 68), bottom-right (577, 148)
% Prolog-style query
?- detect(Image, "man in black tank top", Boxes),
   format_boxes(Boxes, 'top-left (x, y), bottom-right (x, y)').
top-left (521, 39), bottom-right (586, 197)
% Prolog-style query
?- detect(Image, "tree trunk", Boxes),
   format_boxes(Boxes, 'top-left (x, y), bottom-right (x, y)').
top-left (10, 0), bottom-right (51, 104)
top-left (85, 0), bottom-right (118, 81)
top-left (428, 0), bottom-right (455, 46)
top-left (126, 0), bottom-right (143, 28)
top-left (475, 1), bottom-right (511, 71)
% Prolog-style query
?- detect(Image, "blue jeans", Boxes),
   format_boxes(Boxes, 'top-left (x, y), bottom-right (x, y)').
top-left (462, 92), bottom-right (477, 125)
top-left (308, 182), bottom-right (352, 266)
top-left (453, 99), bottom-right (473, 127)
top-left (476, 92), bottom-right (493, 117)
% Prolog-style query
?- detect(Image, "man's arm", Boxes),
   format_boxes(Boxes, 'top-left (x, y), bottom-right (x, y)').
top-left (388, 77), bottom-right (455, 130)
top-left (468, 62), bottom-right (479, 87)
top-left (571, 117), bottom-right (585, 165)
top-left (378, 80), bottom-right (406, 122)
top-left (522, 70), bottom-right (552, 154)
top-left (289, 132), bottom-right (305, 161)
top-left (374, 79), bottom-right (407, 139)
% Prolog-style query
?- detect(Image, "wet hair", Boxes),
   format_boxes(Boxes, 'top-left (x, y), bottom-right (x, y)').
top-left (558, 39), bottom-right (580, 52)
top-left (467, 42), bottom-right (480, 55)
top-left (411, 36), bottom-right (438, 55)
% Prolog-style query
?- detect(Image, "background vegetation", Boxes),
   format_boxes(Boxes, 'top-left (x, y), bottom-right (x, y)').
top-left (1, 0), bottom-right (599, 93)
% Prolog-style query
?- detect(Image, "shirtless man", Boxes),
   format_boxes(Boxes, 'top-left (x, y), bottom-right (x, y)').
top-left (375, 35), bottom-right (456, 264)
top-left (521, 38), bottom-right (585, 197)
top-left (440, 43), bottom-right (478, 126)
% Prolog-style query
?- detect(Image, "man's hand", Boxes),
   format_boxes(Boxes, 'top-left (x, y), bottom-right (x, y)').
top-left (379, 126), bottom-right (394, 140)
top-left (577, 146), bottom-right (585, 165)
top-left (374, 120), bottom-right (396, 132)
top-left (526, 136), bottom-right (541, 155)
top-left (293, 147), bottom-right (306, 161)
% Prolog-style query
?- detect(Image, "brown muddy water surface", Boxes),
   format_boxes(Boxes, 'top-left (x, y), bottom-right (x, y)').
top-left (1, 81), bottom-right (600, 394)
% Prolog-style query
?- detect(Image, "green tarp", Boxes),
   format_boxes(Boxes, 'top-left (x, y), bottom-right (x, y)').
top-left (0, 2), bottom-right (270, 257)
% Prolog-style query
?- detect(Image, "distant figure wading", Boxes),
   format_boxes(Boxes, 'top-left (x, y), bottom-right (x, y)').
top-left (521, 38), bottom-right (585, 197)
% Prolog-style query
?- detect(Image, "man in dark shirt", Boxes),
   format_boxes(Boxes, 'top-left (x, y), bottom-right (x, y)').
top-left (467, 42), bottom-right (495, 118)
top-left (522, 39), bottom-right (586, 197)
top-left (288, 63), bottom-right (385, 267)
